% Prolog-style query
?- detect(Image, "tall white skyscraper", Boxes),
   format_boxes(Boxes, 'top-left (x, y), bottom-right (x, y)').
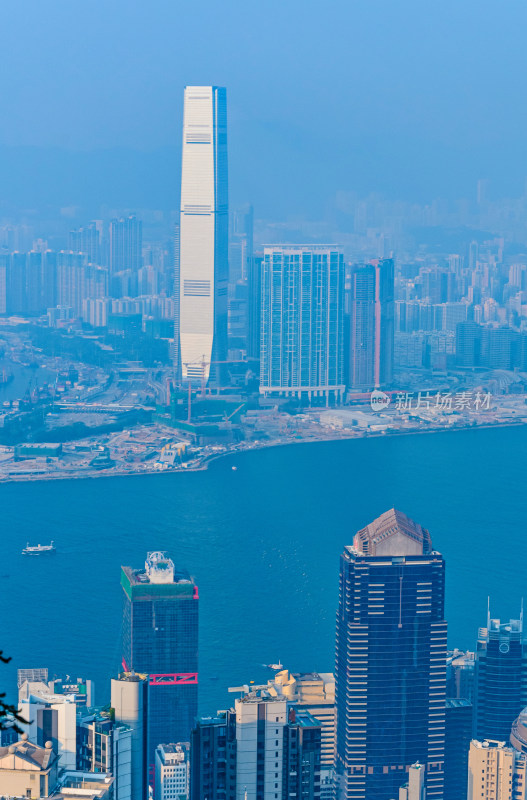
top-left (178, 85), bottom-right (228, 384)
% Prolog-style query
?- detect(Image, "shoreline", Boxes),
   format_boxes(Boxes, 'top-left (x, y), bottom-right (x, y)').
top-left (0, 416), bottom-right (524, 485)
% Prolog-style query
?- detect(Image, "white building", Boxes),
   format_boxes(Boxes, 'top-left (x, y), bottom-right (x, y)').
top-left (178, 85), bottom-right (228, 385)
top-left (246, 669), bottom-right (336, 799)
top-left (398, 763), bottom-right (426, 799)
top-left (111, 672), bottom-right (148, 800)
top-left (235, 693), bottom-right (288, 800)
top-left (82, 297), bottom-right (110, 328)
top-left (154, 742), bottom-right (189, 800)
top-left (18, 684), bottom-right (77, 771)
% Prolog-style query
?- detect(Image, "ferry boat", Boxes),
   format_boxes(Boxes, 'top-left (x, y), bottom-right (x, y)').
top-left (22, 541), bottom-right (56, 556)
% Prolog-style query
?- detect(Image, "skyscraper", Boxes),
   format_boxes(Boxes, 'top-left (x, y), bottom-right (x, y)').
top-left (474, 613), bottom-right (527, 741)
top-left (68, 221), bottom-right (103, 265)
top-left (335, 509), bottom-right (447, 800)
top-left (120, 552), bottom-right (198, 769)
top-left (179, 85), bottom-right (228, 385)
top-left (348, 259), bottom-right (394, 390)
top-left (109, 215), bottom-right (143, 274)
top-left (190, 713), bottom-right (236, 800)
top-left (259, 246), bottom-right (345, 404)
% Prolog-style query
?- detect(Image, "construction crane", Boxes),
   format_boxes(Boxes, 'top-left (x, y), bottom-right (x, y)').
top-left (182, 355), bottom-right (248, 422)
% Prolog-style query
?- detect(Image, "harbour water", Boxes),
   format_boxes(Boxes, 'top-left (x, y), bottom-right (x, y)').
top-left (1, 424), bottom-right (525, 713)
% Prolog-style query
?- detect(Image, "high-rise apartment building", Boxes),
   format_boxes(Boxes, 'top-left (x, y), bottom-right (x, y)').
top-left (68, 221), bottom-right (103, 265)
top-left (474, 613), bottom-right (527, 741)
top-left (120, 552), bottom-right (198, 769)
top-left (468, 739), bottom-right (527, 800)
top-left (179, 86), bottom-right (228, 385)
top-left (334, 508), bottom-right (447, 800)
top-left (348, 259), bottom-right (394, 390)
top-left (254, 669), bottom-right (335, 798)
top-left (234, 690), bottom-right (321, 800)
top-left (190, 713), bottom-right (236, 800)
top-left (155, 743), bottom-right (190, 800)
top-left (259, 246), bottom-right (345, 404)
top-left (109, 216), bottom-right (142, 274)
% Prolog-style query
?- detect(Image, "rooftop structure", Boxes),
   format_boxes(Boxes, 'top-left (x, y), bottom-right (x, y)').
top-left (352, 507), bottom-right (433, 557)
top-left (0, 735), bottom-right (58, 799)
top-left (17, 667), bottom-right (48, 688)
top-left (49, 770), bottom-right (115, 799)
top-left (121, 552), bottom-right (195, 598)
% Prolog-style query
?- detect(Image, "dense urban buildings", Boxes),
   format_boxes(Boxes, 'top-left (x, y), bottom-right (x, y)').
top-left (178, 85), bottom-right (229, 385)
top-left (190, 684), bottom-right (322, 800)
top-left (334, 508), bottom-right (447, 800)
top-left (120, 551), bottom-right (198, 770)
top-left (259, 246), bottom-right (345, 403)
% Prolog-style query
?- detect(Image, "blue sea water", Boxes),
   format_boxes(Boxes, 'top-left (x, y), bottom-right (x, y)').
top-left (1, 425), bottom-right (525, 714)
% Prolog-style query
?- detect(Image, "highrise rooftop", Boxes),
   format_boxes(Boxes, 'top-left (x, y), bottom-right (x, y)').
top-left (352, 508), bottom-right (433, 557)
top-left (121, 551), bottom-right (196, 600)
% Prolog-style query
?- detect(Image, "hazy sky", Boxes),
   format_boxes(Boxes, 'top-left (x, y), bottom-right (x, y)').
top-left (2, 0), bottom-right (527, 215)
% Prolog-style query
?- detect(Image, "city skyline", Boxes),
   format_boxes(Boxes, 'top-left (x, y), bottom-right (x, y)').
top-left (2, 1), bottom-right (527, 798)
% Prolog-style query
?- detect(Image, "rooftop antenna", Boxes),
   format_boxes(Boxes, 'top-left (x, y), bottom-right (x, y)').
top-left (487, 596), bottom-right (491, 630)
top-left (521, 597), bottom-right (524, 634)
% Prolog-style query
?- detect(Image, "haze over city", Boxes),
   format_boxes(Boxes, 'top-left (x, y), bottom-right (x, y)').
top-left (2, 2), bottom-right (527, 800)
top-left (2, 0), bottom-right (527, 216)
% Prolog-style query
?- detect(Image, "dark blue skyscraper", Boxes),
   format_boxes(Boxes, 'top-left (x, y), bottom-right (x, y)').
top-left (474, 612), bottom-right (527, 742)
top-left (121, 551), bottom-right (198, 768)
top-left (335, 509), bottom-right (447, 800)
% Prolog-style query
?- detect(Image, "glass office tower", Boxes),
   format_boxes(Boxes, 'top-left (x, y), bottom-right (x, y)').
top-left (474, 613), bottom-right (527, 741)
top-left (335, 509), bottom-right (447, 800)
top-left (121, 551), bottom-right (198, 768)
